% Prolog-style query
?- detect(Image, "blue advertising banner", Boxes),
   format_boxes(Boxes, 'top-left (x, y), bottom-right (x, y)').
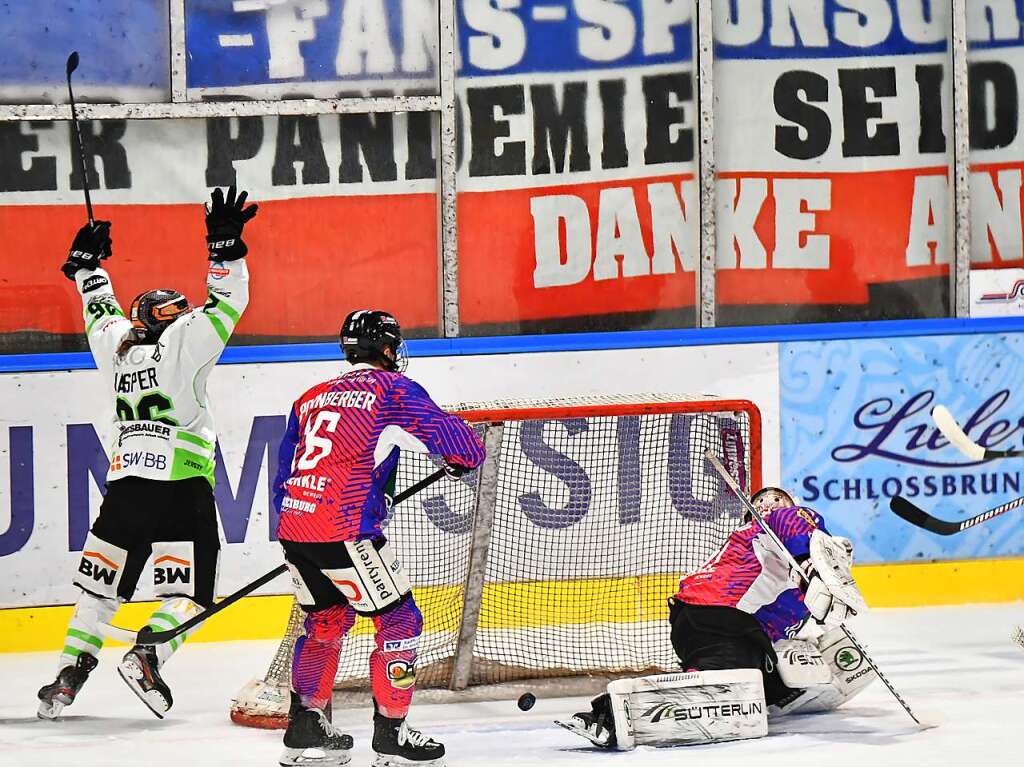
top-left (184, 0), bottom-right (692, 97)
top-left (185, 0), bottom-right (439, 96)
top-left (781, 333), bottom-right (1024, 563)
top-left (0, 0), bottom-right (169, 102)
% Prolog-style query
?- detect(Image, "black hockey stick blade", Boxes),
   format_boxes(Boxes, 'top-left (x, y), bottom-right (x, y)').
top-left (66, 51), bottom-right (79, 76)
top-left (889, 496), bottom-right (961, 535)
top-left (100, 467), bottom-right (451, 645)
top-left (890, 493), bottom-right (1024, 536)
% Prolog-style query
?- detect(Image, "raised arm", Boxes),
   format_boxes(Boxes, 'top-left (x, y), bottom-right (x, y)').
top-left (61, 221), bottom-right (131, 363)
top-left (170, 186), bottom-right (258, 366)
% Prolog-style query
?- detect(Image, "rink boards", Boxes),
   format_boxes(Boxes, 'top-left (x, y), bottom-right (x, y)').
top-left (4, 556), bottom-right (1024, 653)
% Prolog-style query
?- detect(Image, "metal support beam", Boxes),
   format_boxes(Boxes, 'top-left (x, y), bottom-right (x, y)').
top-left (696, 0), bottom-right (717, 328)
top-left (438, 0), bottom-right (460, 337)
top-left (0, 95), bottom-right (441, 121)
top-left (450, 423), bottom-right (504, 691)
top-left (951, 0), bottom-right (972, 318)
top-left (169, 0), bottom-right (188, 102)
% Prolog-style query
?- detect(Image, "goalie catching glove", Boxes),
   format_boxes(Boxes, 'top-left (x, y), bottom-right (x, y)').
top-left (797, 531), bottom-right (867, 627)
top-left (61, 221), bottom-right (112, 280)
top-left (205, 185), bottom-right (258, 261)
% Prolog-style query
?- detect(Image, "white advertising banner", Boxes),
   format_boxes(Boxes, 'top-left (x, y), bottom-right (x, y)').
top-left (969, 267), bottom-right (1024, 317)
top-left (0, 345), bottom-right (780, 609)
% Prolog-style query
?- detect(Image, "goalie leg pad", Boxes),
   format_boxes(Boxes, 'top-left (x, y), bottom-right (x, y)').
top-left (602, 670), bottom-right (768, 750)
top-left (370, 597), bottom-right (423, 719)
top-left (292, 604), bottom-right (357, 710)
top-left (773, 639), bottom-right (831, 688)
top-left (771, 628), bottom-right (878, 716)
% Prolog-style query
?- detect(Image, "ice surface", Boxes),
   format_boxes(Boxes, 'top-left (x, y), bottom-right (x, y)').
top-left (1, 604), bottom-right (1021, 767)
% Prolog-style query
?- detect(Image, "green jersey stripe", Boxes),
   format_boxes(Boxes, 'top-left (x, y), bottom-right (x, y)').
top-left (208, 294), bottom-right (242, 324)
top-left (177, 431), bottom-right (214, 450)
top-left (66, 628), bottom-right (104, 649)
top-left (204, 312), bottom-right (230, 344)
top-left (150, 611), bottom-right (182, 628)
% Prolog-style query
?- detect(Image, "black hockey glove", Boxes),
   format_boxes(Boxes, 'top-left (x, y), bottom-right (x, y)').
top-left (61, 221), bottom-right (112, 280)
top-left (205, 185), bottom-right (258, 262)
top-left (443, 461), bottom-right (472, 479)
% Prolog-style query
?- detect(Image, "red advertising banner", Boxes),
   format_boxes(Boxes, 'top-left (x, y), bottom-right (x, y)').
top-left (0, 116), bottom-right (439, 351)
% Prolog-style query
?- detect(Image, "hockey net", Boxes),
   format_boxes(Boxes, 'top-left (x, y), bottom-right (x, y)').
top-left (231, 394), bottom-right (761, 728)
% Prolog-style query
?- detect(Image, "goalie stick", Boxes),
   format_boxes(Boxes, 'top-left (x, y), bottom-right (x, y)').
top-left (932, 405), bottom-right (1024, 461)
top-left (889, 493), bottom-right (1024, 535)
top-left (99, 466), bottom-right (450, 645)
top-left (705, 451), bottom-right (926, 728)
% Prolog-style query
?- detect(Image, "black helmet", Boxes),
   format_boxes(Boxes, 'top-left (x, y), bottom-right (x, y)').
top-left (129, 289), bottom-right (190, 341)
top-left (340, 310), bottom-right (407, 373)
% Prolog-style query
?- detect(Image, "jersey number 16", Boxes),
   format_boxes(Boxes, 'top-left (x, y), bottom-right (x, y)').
top-left (297, 411), bottom-right (340, 470)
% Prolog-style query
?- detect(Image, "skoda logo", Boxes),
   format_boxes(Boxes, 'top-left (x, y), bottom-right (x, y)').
top-left (835, 647), bottom-right (863, 671)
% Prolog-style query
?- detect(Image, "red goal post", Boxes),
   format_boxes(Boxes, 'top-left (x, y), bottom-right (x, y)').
top-left (231, 394), bottom-right (761, 728)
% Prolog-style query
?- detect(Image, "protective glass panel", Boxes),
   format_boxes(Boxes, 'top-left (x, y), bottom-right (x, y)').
top-left (714, 0), bottom-right (954, 325)
top-left (966, 1), bottom-right (1024, 316)
top-left (0, 114), bottom-right (440, 354)
top-left (456, 0), bottom-right (698, 335)
top-left (184, 0), bottom-right (439, 99)
top-left (0, 0), bottom-right (170, 104)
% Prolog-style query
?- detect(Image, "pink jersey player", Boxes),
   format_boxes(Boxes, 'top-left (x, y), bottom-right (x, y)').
top-left (274, 367), bottom-right (484, 543)
top-left (274, 309), bottom-right (484, 767)
top-left (677, 502), bottom-right (828, 641)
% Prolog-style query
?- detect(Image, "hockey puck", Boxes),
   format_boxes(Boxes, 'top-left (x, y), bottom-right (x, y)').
top-left (517, 692), bottom-right (536, 711)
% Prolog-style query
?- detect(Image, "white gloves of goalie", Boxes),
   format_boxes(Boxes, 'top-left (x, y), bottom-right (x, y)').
top-left (795, 533), bottom-right (867, 628)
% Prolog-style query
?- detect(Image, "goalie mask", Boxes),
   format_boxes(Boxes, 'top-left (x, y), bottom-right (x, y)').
top-left (748, 486), bottom-right (796, 521)
top-left (340, 309), bottom-right (408, 373)
top-left (129, 289), bottom-right (190, 342)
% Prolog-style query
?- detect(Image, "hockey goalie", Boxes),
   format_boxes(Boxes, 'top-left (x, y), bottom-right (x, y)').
top-left (558, 487), bottom-right (876, 750)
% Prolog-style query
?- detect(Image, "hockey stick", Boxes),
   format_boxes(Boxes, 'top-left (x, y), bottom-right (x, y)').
top-left (705, 451), bottom-right (925, 727)
top-left (932, 405), bottom-right (1024, 461)
top-left (100, 467), bottom-right (450, 645)
top-left (889, 493), bottom-right (1024, 536)
top-left (65, 51), bottom-right (94, 225)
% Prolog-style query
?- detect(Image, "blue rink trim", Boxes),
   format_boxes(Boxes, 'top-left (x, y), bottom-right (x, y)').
top-left (4, 316), bottom-right (1024, 374)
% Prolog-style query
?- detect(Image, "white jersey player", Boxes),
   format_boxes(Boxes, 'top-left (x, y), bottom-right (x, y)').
top-left (37, 186), bottom-right (257, 720)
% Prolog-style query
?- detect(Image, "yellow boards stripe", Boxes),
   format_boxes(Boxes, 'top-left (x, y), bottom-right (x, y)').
top-left (2, 558), bottom-right (1023, 653)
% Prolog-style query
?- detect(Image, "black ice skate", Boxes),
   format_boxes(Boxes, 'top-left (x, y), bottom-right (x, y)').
top-left (118, 645), bottom-right (173, 718)
top-left (279, 706), bottom-right (354, 767)
top-left (554, 694), bottom-right (616, 748)
top-left (372, 711), bottom-right (445, 767)
top-left (37, 652), bottom-right (99, 719)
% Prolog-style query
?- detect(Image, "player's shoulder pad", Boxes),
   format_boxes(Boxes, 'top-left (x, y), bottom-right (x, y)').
top-left (390, 373), bottom-right (433, 402)
top-left (772, 506), bottom-right (824, 530)
top-left (295, 378), bottom-right (336, 408)
top-left (794, 506), bottom-right (826, 530)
